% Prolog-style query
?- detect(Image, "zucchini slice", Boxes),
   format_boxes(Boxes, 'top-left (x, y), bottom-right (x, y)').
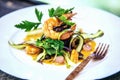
top-left (69, 34), bottom-right (84, 52)
top-left (81, 30), bottom-right (104, 39)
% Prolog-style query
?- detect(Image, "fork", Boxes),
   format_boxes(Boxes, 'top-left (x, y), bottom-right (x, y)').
top-left (65, 43), bottom-right (109, 80)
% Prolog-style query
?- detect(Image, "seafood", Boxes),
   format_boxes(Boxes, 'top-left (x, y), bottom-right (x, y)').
top-left (42, 13), bottom-right (77, 40)
top-left (43, 17), bottom-right (60, 39)
top-left (9, 7), bottom-right (104, 69)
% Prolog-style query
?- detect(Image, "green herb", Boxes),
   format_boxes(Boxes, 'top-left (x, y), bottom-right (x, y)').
top-left (35, 8), bottom-right (43, 22)
top-left (48, 7), bottom-right (75, 26)
top-left (48, 8), bottom-right (55, 17)
top-left (48, 6), bottom-right (74, 17)
top-left (15, 21), bottom-right (40, 32)
top-left (59, 15), bottom-right (75, 26)
top-left (15, 8), bottom-right (43, 32)
top-left (36, 38), bottom-right (64, 56)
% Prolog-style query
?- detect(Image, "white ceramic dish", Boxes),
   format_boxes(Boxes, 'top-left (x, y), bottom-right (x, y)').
top-left (0, 5), bottom-right (120, 80)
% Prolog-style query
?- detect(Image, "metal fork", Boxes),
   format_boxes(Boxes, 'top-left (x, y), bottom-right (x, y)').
top-left (65, 43), bottom-right (109, 80)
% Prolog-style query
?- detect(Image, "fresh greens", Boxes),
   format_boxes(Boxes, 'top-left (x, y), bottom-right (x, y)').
top-left (15, 7), bottom-right (75, 32)
top-left (35, 8), bottom-right (43, 22)
top-left (48, 8), bottom-right (55, 17)
top-left (15, 8), bottom-right (43, 32)
top-left (48, 6), bottom-right (74, 17)
top-left (9, 6), bottom-right (105, 69)
top-left (48, 6), bottom-right (75, 26)
top-left (59, 15), bottom-right (75, 26)
top-left (36, 38), bottom-right (64, 56)
top-left (15, 21), bottom-right (40, 32)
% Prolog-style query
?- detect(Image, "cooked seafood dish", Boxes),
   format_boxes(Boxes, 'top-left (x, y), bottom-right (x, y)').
top-left (9, 6), bottom-right (104, 68)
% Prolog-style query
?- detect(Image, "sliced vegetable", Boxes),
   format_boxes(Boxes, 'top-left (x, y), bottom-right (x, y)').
top-left (69, 34), bottom-right (84, 52)
top-left (8, 41), bottom-right (26, 49)
top-left (63, 51), bottom-right (74, 68)
top-left (35, 48), bottom-right (46, 61)
top-left (76, 35), bottom-right (84, 52)
top-left (81, 30), bottom-right (104, 39)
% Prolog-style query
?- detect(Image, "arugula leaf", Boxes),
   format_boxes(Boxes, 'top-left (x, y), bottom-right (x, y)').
top-left (15, 8), bottom-right (43, 32)
top-left (36, 38), bottom-right (64, 56)
top-left (48, 6), bottom-right (74, 17)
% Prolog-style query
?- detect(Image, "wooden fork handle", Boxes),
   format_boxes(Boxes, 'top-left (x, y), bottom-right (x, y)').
top-left (65, 56), bottom-right (93, 80)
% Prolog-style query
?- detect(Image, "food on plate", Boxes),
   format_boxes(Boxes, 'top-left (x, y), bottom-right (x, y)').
top-left (9, 6), bottom-right (104, 68)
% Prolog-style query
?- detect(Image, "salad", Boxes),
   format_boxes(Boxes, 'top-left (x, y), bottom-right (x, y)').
top-left (9, 6), bottom-right (104, 68)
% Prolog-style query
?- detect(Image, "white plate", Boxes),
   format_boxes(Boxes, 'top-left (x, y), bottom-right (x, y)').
top-left (0, 5), bottom-right (120, 80)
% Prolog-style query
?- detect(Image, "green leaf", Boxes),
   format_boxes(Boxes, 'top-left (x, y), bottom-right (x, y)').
top-left (46, 48), bottom-right (56, 55)
top-left (15, 21), bottom-right (40, 32)
top-left (35, 8), bottom-right (43, 22)
top-left (65, 7), bottom-right (74, 13)
top-left (48, 8), bottom-right (55, 17)
top-left (53, 7), bottom-right (66, 17)
top-left (48, 6), bottom-right (74, 17)
top-left (59, 15), bottom-right (75, 26)
top-left (15, 8), bottom-right (43, 32)
top-left (36, 38), bottom-right (64, 56)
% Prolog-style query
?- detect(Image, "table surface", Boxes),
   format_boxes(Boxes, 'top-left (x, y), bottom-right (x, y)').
top-left (0, 0), bottom-right (120, 80)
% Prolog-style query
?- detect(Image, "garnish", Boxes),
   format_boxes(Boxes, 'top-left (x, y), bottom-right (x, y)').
top-left (9, 6), bottom-right (104, 69)
top-left (48, 6), bottom-right (74, 17)
top-left (36, 38), bottom-right (64, 56)
top-left (15, 8), bottom-right (43, 32)
top-left (48, 7), bottom-right (75, 26)
top-left (59, 15), bottom-right (75, 26)
top-left (35, 8), bottom-right (43, 22)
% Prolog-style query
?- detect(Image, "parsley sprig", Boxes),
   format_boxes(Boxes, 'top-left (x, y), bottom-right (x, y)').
top-left (48, 6), bottom-right (74, 17)
top-left (48, 6), bottom-right (75, 26)
top-left (15, 8), bottom-right (43, 32)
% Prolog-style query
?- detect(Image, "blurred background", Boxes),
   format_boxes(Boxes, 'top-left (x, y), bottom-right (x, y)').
top-left (77, 0), bottom-right (120, 17)
top-left (0, 0), bottom-right (120, 17)
top-left (37, 0), bottom-right (120, 17)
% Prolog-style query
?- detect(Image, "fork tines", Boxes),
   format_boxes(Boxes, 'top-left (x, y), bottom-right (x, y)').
top-left (94, 43), bottom-right (109, 59)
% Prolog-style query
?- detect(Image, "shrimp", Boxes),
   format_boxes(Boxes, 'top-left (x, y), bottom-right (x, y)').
top-left (42, 13), bottom-right (77, 40)
top-left (43, 17), bottom-right (60, 39)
